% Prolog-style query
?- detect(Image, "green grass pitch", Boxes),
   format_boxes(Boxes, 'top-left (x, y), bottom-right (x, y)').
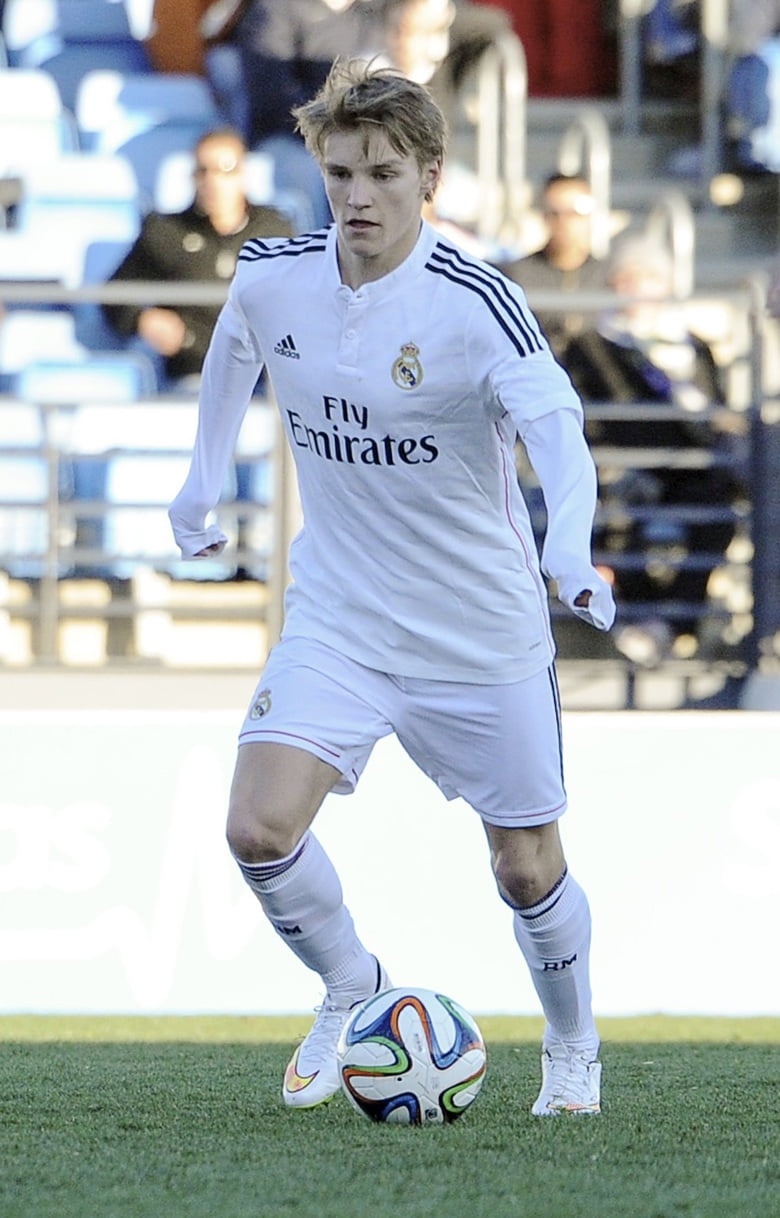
top-left (1, 1016), bottom-right (778, 1218)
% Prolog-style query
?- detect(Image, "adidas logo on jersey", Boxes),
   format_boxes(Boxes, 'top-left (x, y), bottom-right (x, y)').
top-left (274, 333), bottom-right (300, 359)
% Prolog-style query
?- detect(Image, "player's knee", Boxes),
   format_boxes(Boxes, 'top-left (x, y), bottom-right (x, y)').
top-left (489, 824), bottom-right (565, 909)
top-left (225, 801), bottom-right (300, 864)
top-left (493, 854), bottom-right (546, 909)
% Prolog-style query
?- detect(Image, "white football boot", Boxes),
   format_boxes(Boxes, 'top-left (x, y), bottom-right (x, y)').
top-left (282, 960), bottom-right (391, 1109)
top-left (531, 1042), bottom-right (602, 1116)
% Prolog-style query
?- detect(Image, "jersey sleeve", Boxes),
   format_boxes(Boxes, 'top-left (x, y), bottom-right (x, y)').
top-left (465, 277), bottom-right (615, 631)
top-left (523, 408), bottom-right (615, 631)
top-left (168, 285), bottom-right (264, 558)
top-left (465, 275), bottom-right (583, 432)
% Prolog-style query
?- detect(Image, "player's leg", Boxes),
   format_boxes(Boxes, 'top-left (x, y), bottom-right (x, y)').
top-left (396, 664), bottom-right (600, 1115)
top-left (483, 818), bottom-right (601, 1115)
top-left (228, 742), bottom-right (389, 1108)
top-left (227, 640), bottom-right (394, 1108)
top-left (228, 739), bottom-right (383, 1007)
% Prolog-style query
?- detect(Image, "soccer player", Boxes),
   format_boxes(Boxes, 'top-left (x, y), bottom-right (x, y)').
top-left (169, 59), bottom-right (616, 1116)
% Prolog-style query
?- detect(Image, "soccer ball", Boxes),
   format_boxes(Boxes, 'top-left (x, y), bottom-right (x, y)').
top-left (336, 986), bottom-right (487, 1125)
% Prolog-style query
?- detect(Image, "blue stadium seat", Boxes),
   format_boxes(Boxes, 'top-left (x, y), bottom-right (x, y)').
top-left (15, 154), bottom-right (142, 276)
top-left (13, 351), bottom-right (159, 404)
top-left (73, 237), bottom-right (137, 351)
top-left (75, 69), bottom-right (223, 202)
top-left (0, 67), bottom-right (79, 174)
top-left (0, 229), bottom-right (80, 287)
top-left (0, 310), bottom-right (85, 391)
top-left (76, 70), bottom-right (222, 152)
top-left (3, 0), bottom-right (152, 106)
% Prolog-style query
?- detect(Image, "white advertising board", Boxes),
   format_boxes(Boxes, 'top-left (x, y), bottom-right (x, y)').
top-left (0, 709), bottom-right (777, 1016)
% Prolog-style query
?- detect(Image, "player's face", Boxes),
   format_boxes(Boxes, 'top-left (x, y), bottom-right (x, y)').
top-left (323, 128), bottom-right (440, 287)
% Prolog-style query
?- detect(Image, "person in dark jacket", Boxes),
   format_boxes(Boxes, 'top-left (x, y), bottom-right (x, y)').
top-left (497, 174), bottom-right (610, 361)
top-left (102, 128), bottom-right (293, 387)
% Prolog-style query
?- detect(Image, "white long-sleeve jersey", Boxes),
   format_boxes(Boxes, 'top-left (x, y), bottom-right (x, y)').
top-left (169, 221), bottom-right (613, 683)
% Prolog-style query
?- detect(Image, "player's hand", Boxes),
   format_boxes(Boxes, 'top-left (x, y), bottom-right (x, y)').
top-left (556, 569), bottom-right (616, 631)
top-left (168, 512), bottom-right (228, 559)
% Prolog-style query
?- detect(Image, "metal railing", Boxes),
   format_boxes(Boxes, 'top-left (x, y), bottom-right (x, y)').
top-left (473, 30), bottom-right (528, 242)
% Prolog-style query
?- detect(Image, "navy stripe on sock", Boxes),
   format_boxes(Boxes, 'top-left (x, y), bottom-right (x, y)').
top-left (236, 835), bottom-right (308, 884)
top-left (516, 866), bottom-right (569, 921)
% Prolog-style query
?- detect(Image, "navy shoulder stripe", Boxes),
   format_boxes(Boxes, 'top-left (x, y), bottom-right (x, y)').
top-left (239, 228), bottom-right (329, 263)
top-left (425, 240), bottom-right (544, 357)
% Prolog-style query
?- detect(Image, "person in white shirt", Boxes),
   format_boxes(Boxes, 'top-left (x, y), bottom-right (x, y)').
top-left (169, 59), bottom-right (615, 1117)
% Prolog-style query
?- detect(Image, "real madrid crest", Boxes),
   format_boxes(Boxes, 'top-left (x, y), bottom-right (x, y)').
top-left (249, 689), bottom-right (272, 719)
top-left (392, 341), bottom-right (423, 390)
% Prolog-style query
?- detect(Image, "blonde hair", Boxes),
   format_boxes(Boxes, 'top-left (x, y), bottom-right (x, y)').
top-left (293, 58), bottom-right (447, 201)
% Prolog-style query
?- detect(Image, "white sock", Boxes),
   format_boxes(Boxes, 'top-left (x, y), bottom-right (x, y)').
top-left (234, 831), bottom-right (379, 1005)
top-left (512, 868), bottom-right (599, 1055)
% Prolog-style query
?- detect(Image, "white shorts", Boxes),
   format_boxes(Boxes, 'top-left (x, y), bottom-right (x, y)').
top-left (238, 636), bottom-right (567, 828)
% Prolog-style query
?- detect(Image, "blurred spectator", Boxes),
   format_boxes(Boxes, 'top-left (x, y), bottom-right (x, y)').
top-left (642, 0), bottom-right (700, 101)
top-left (102, 128), bottom-right (292, 390)
top-left (560, 235), bottom-right (746, 664)
top-left (496, 174), bottom-right (610, 360)
top-left (725, 2), bottom-right (780, 173)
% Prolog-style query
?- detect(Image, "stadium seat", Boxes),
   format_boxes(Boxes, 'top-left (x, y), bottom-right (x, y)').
top-left (73, 237), bottom-right (137, 351)
top-left (3, 0), bottom-right (152, 107)
top-left (76, 69), bottom-right (222, 152)
top-left (35, 39), bottom-right (153, 112)
top-left (15, 154), bottom-right (142, 281)
top-left (0, 310), bottom-right (85, 389)
top-left (4, 0), bottom-right (137, 55)
top-left (0, 67), bottom-right (79, 174)
top-left (1, 0), bottom-right (57, 66)
top-left (0, 64), bottom-right (67, 121)
top-left (13, 351), bottom-right (159, 405)
top-left (75, 69), bottom-right (223, 201)
top-left (0, 229), bottom-right (80, 287)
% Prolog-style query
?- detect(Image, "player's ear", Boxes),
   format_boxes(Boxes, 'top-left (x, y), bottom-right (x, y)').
top-left (421, 159), bottom-right (442, 202)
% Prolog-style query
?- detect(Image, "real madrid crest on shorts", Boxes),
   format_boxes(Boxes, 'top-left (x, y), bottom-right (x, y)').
top-left (249, 689), bottom-right (272, 719)
top-left (392, 341), bottom-right (423, 390)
